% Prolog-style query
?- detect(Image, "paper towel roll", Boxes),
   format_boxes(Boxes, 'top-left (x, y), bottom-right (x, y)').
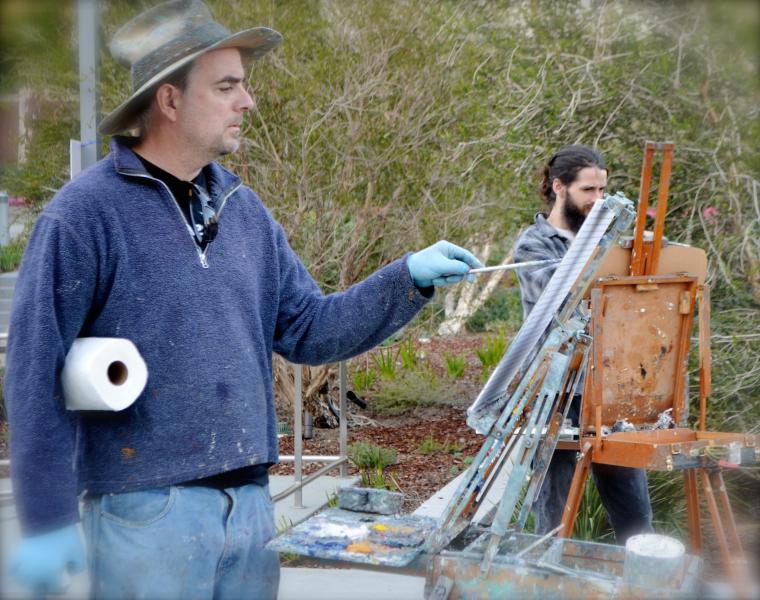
top-left (62, 338), bottom-right (148, 411)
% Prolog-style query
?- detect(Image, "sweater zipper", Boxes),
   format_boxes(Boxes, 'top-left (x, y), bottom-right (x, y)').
top-left (199, 182), bottom-right (241, 268)
top-left (118, 169), bottom-right (240, 269)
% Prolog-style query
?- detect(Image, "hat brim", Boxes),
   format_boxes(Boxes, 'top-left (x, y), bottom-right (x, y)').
top-left (98, 26), bottom-right (282, 136)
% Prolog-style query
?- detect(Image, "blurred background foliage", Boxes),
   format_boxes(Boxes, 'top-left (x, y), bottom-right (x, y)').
top-left (0, 0), bottom-right (758, 543)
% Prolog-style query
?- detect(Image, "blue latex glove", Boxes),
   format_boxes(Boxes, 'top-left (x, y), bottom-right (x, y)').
top-left (407, 240), bottom-right (484, 288)
top-left (9, 524), bottom-right (86, 594)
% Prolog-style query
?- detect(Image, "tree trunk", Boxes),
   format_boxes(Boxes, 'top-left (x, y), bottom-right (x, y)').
top-left (272, 355), bottom-right (339, 428)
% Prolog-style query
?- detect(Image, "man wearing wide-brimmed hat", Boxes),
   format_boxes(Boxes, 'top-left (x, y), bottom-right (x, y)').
top-left (5, 1), bottom-right (482, 597)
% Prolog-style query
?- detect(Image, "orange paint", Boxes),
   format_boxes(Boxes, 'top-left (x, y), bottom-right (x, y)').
top-left (121, 447), bottom-right (136, 459)
top-left (346, 541), bottom-right (373, 554)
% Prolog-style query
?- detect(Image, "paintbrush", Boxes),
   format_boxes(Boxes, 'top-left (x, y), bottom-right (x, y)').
top-left (467, 258), bottom-right (559, 274)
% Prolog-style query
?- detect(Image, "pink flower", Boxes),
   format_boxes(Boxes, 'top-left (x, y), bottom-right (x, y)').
top-left (646, 207), bottom-right (657, 218)
top-left (703, 206), bottom-right (719, 221)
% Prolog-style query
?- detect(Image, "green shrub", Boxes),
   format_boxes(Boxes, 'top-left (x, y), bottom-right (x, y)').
top-left (416, 435), bottom-right (463, 455)
top-left (398, 338), bottom-right (418, 370)
top-left (475, 330), bottom-right (507, 378)
top-left (348, 441), bottom-right (397, 489)
top-left (648, 471), bottom-right (687, 538)
top-left (0, 235), bottom-right (27, 273)
top-left (352, 367), bottom-right (376, 393)
top-left (572, 481), bottom-right (614, 543)
top-left (444, 353), bottom-right (466, 378)
top-left (372, 347), bottom-right (398, 380)
top-left (373, 369), bottom-right (457, 416)
top-left (276, 515), bottom-right (294, 534)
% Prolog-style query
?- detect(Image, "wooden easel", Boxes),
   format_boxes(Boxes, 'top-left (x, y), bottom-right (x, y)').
top-left (559, 142), bottom-right (756, 591)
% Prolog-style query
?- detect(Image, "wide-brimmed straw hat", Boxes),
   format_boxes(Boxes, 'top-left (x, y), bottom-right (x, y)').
top-left (98, 0), bottom-right (282, 135)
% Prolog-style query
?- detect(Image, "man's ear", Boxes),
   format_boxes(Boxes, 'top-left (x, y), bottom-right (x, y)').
top-left (155, 83), bottom-right (182, 123)
top-left (552, 177), bottom-right (565, 200)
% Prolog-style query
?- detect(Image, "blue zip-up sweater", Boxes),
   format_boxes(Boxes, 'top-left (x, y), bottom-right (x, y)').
top-left (5, 137), bottom-right (430, 534)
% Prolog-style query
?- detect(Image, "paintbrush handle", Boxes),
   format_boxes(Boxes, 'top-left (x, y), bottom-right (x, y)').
top-left (468, 259), bottom-right (559, 274)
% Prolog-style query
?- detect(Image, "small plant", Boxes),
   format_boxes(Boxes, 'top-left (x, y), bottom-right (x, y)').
top-left (276, 515), bottom-right (294, 534)
top-left (325, 492), bottom-right (339, 508)
top-left (373, 369), bottom-right (456, 415)
top-left (416, 435), bottom-right (445, 453)
top-left (416, 435), bottom-right (463, 455)
top-left (398, 338), bottom-right (418, 370)
top-left (352, 367), bottom-right (376, 393)
top-left (348, 441), bottom-right (397, 489)
top-left (274, 516), bottom-right (299, 563)
top-left (448, 464), bottom-right (463, 477)
top-left (372, 346), bottom-right (398, 380)
top-left (444, 353), bottom-right (466, 378)
top-left (0, 235), bottom-right (27, 273)
top-left (476, 330), bottom-right (507, 378)
top-left (572, 482), bottom-right (614, 542)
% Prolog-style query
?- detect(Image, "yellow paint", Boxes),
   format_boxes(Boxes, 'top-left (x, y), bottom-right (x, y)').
top-left (346, 541), bottom-right (373, 554)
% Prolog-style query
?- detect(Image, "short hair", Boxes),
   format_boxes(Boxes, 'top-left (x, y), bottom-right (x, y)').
top-left (539, 144), bottom-right (606, 209)
top-left (134, 60), bottom-right (195, 138)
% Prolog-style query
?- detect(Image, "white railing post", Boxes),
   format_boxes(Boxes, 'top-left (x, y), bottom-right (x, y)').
top-left (293, 364), bottom-right (304, 508)
top-left (0, 191), bottom-right (8, 246)
top-left (271, 360), bottom-right (353, 504)
top-left (339, 360), bottom-right (348, 477)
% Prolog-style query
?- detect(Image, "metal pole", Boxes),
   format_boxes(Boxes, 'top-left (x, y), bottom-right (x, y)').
top-left (77, 0), bottom-right (100, 169)
top-left (0, 192), bottom-right (8, 246)
top-left (293, 364), bottom-right (303, 508)
top-left (339, 361), bottom-right (348, 477)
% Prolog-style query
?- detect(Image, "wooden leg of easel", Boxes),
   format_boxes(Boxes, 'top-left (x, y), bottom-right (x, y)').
top-left (559, 442), bottom-right (592, 539)
top-left (700, 468), bottom-right (749, 594)
top-left (710, 469), bottom-right (750, 594)
top-left (684, 468), bottom-right (702, 552)
top-left (710, 470), bottom-right (743, 554)
top-left (700, 468), bottom-right (731, 563)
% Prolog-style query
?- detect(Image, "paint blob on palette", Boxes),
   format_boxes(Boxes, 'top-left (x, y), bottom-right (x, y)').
top-left (267, 508), bottom-right (438, 566)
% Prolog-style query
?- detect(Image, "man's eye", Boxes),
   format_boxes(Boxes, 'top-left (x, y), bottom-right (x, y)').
top-left (220, 86), bottom-right (233, 92)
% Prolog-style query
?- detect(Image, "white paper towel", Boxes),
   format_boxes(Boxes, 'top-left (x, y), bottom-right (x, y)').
top-left (62, 338), bottom-right (148, 411)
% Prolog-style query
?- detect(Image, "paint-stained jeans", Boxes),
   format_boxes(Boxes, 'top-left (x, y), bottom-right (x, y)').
top-left (533, 395), bottom-right (654, 543)
top-left (81, 483), bottom-right (279, 599)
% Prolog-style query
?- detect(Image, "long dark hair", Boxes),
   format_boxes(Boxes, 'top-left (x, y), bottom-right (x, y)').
top-left (540, 145), bottom-right (606, 209)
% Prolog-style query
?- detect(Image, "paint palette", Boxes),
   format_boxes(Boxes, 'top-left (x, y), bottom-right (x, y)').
top-left (267, 508), bottom-right (438, 567)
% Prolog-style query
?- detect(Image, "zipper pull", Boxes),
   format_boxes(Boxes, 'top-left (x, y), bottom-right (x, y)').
top-left (200, 253), bottom-right (209, 269)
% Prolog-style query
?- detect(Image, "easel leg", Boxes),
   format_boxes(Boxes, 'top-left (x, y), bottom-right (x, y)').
top-left (560, 442), bottom-right (592, 539)
top-left (684, 468), bottom-right (702, 552)
top-left (700, 468), bottom-right (731, 564)
top-left (700, 468), bottom-right (750, 594)
top-left (710, 469), bottom-right (751, 595)
top-left (710, 470), bottom-right (743, 555)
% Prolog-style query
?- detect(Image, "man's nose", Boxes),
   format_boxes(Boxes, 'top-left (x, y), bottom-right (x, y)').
top-left (239, 88), bottom-right (254, 112)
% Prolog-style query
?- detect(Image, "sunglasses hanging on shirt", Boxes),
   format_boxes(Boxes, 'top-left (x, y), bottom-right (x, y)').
top-left (189, 184), bottom-right (219, 245)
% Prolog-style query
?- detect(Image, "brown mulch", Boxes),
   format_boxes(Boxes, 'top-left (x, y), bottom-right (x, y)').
top-left (272, 404), bottom-right (484, 513)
